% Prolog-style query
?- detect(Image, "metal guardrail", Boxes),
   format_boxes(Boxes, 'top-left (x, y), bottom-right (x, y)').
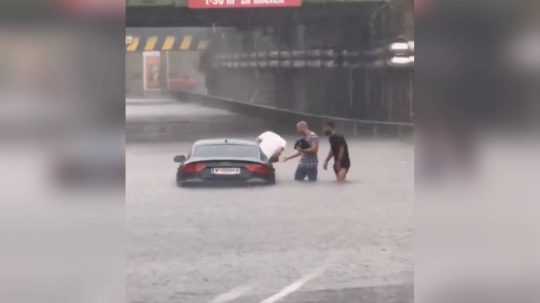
top-left (174, 92), bottom-right (414, 136)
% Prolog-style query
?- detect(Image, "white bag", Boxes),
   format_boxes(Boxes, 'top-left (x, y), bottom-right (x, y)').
top-left (257, 131), bottom-right (287, 159)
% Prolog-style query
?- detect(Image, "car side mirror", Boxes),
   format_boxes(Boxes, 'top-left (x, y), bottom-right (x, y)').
top-left (174, 155), bottom-right (186, 163)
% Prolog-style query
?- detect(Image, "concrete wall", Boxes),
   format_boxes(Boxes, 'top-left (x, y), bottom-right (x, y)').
top-left (199, 4), bottom-right (414, 123)
top-left (203, 20), bottom-right (413, 123)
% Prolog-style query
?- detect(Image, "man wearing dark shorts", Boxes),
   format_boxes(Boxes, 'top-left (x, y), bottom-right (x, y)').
top-left (323, 121), bottom-right (351, 183)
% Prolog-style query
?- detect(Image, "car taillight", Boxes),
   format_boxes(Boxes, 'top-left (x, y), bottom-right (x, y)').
top-left (246, 164), bottom-right (271, 175)
top-left (182, 163), bottom-right (206, 174)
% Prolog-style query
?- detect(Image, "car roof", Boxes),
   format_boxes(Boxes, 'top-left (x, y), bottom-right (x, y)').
top-left (193, 138), bottom-right (257, 146)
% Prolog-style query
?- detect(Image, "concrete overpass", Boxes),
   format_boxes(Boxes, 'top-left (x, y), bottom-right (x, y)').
top-left (126, 0), bottom-right (414, 127)
top-left (127, 0), bottom-right (390, 27)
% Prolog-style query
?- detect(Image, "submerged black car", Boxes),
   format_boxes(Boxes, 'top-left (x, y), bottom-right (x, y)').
top-left (174, 138), bottom-right (276, 187)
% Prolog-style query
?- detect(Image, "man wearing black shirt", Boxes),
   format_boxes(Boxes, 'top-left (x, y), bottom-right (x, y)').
top-left (323, 121), bottom-right (351, 183)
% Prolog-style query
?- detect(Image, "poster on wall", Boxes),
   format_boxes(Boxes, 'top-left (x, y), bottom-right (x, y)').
top-left (143, 51), bottom-right (161, 91)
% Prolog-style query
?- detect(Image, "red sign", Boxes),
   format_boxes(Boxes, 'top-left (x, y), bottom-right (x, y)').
top-left (188, 0), bottom-right (302, 9)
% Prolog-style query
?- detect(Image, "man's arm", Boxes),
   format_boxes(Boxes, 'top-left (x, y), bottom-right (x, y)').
top-left (283, 151), bottom-right (302, 162)
top-left (323, 148), bottom-right (333, 170)
top-left (325, 149), bottom-right (333, 163)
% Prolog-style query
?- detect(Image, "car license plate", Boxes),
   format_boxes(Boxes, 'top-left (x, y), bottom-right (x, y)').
top-left (212, 167), bottom-right (241, 175)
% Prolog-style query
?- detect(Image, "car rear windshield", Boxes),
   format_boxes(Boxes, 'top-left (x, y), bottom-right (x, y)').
top-left (193, 144), bottom-right (260, 159)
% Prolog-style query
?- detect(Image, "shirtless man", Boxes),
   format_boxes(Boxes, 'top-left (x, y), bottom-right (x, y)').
top-left (283, 121), bottom-right (320, 182)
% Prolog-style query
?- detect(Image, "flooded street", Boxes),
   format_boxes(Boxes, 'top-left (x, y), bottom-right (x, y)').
top-left (126, 98), bottom-right (413, 303)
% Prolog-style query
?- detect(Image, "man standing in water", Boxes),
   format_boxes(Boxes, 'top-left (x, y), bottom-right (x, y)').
top-left (323, 121), bottom-right (351, 183)
top-left (283, 121), bottom-right (319, 182)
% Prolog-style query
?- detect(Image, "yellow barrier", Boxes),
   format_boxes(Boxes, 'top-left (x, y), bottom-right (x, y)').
top-left (126, 34), bottom-right (209, 52)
